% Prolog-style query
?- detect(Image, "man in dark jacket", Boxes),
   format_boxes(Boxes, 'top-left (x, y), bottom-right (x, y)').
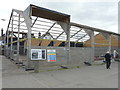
top-left (105, 51), bottom-right (112, 69)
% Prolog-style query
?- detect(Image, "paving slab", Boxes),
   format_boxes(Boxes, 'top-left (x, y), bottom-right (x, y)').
top-left (1, 55), bottom-right (118, 88)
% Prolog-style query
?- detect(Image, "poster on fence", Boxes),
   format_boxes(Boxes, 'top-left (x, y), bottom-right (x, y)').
top-left (47, 49), bottom-right (56, 62)
top-left (31, 49), bottom-right (46, 60)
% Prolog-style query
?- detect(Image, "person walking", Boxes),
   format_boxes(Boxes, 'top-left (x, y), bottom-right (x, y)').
top-left (105, 51), bottom-right (112, 69)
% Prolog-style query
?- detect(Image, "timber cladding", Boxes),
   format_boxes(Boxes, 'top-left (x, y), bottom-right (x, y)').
top-left (24, 38), bottom-right (63, 47)
top-left (84, 33), bottom-right (119, 47)
top-left (23, 33), bottom-right (119, 47)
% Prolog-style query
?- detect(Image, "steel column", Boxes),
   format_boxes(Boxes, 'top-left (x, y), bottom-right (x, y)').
top-left (66, 24), bottom-right (70, 64)
top-left (84, 29), bottom-right (95, 63)
top-left (26, 17), bottom-right (32, 69)
top-left (57, 21), bottom-right (70, 64)
top-left (108, 34), bottom-right (111, 53)
top-left (12, 9), bottom-right (33, 70)
top-left (90, 31), bottom-right (95, 63)
top-left (6, 30), bottom-right (9, 57)
top-left (101, 32), bottom-right (111, 53)
top-left (10, 17), bottom-right (13, 59)
top-left (16, 14), bottom-right (20, 63)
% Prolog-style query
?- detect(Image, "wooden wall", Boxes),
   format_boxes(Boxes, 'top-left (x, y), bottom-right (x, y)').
top-left (24, 38), bottom-right (63, 47)
top-left (84, 33), bottom-right (119, 47)
top-left (24, 33), bottom-right (119, 47)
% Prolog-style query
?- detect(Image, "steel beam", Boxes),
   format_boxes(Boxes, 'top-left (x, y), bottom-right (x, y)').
top-left (48, 33), bottom-right (55, 39)
top-left (41, 23), bottom-right (56, 39)
top-left (47, 23), bottom-right (56, 32)
top-left (31, 17), bottom-right (38, 27)
top-left (13, 33), bottom-right (17, 38)
top-left (13, 20), bottom-right (25, 30)
top-left (76, 34), bottom-right (87, 42)
top-left (70, 28), bottom-right (82, 38)
top-left (55, 31), bottom-right (65, 39)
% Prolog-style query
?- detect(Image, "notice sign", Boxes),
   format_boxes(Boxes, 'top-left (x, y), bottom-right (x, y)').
top-left (31, 49), bottom-right (46, 60)
top-left (47, 49), bottom-right (56, 62)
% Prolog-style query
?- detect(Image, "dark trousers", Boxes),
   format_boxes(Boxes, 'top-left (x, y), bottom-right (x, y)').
top-left (106, 60), bottom-right (111, 69)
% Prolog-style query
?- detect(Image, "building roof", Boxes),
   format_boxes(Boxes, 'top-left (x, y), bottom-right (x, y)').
top-left (24, 4), bottom-right (70, 23)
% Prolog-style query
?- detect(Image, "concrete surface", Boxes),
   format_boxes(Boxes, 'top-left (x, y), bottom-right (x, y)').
top-left (0, 55), bottom-right (2, 89)
top-left (2, 55), bottom-right (118, 88)
top-left (25, 47), bottom-right (93, 67)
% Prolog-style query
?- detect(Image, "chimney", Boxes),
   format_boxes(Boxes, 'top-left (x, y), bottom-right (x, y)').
top-left (38, 32), bottom-right (41, 38)
top-left (1, 28), bottom-right (3, 36)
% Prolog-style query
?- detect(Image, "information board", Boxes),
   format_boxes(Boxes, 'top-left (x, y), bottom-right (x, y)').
top-left (47, 49), bottom-right (56, 62)
top-left (31, 49), bottom-right (46, 60)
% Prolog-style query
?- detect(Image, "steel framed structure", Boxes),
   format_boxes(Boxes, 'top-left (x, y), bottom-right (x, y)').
top-left (4, 4), bottom-right (120, 72)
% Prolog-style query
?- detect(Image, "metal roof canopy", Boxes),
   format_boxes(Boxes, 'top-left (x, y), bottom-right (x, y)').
top-left (24, 4), bottom-right (70, 23)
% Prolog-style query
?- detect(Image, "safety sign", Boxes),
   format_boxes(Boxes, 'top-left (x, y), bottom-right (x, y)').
top-left (47, 49), bottom-right (56, 62)
top-left (31, 49), bottom-right (46, 60)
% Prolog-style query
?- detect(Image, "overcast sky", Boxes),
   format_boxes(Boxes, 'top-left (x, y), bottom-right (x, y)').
top-left (0, 0), bottom-right (119, 35)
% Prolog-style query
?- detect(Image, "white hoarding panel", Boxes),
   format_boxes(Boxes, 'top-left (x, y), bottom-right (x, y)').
top-left (31, 49), bottom-right (46, 60)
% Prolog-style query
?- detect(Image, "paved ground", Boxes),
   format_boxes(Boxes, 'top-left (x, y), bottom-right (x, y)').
top-left (0, 55), bottom-right (2, 89)
top-left (1, 55), bottom-right (118, 88)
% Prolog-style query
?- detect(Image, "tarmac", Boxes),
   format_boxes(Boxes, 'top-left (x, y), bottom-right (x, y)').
top-left (1, 55), bottom-right (118, 88)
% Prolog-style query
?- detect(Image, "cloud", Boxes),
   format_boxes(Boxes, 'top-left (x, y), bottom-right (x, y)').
top-left (0, 0), bottom-right (118, 35)
top-left (39, 2), bottom-right (118, 33)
